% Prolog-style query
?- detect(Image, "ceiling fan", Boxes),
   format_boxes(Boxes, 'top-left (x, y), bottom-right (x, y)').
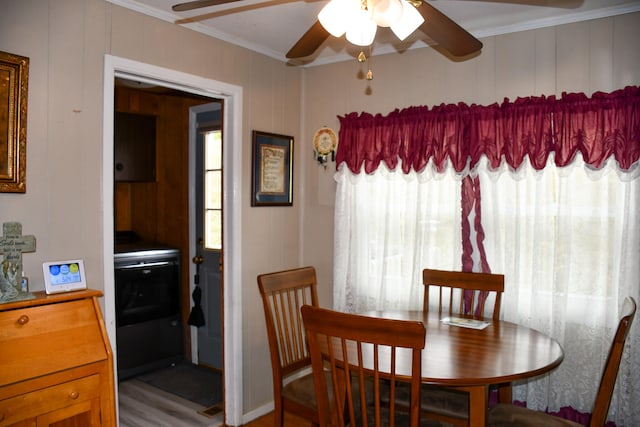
top-left (171, 0), bottom-right (578, 61)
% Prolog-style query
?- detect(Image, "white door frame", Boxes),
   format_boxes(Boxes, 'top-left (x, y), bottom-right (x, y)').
top-left (102, 54), bottom-right (243, 426)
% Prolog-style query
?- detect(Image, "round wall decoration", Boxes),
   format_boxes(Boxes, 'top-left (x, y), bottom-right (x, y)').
top-left (313, 127), bottom-right (338, 166)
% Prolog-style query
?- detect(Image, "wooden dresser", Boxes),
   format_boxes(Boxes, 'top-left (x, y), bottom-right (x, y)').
top-left (0, 289), bottom-right (116, 426)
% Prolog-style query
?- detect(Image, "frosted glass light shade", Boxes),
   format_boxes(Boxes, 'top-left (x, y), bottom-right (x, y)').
top-left (390, 0), bottom-right (424, 40)
top-left (346, 9), bottom-right (377, 46)
top-left (368, 0), bottom-right (403, 27)
top-left (319, 0), bottom-right (358, 37)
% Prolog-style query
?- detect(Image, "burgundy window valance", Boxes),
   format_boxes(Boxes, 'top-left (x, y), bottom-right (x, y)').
top-left (336, 86), bottom-right (640, 174)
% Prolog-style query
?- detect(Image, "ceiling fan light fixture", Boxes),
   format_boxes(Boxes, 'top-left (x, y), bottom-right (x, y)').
top-left (390, 0), bottom-right (424, 41)
top-left (368, 0), bottom-right (403, 28)
top-left (346, 8), bottom-right (377, 46)
top-left (318, 0), bottom-right (357, 37)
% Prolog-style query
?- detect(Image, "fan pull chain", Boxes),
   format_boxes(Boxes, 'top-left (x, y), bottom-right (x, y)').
top-left (366, 45), bottom-right (373, 80)
top-left (356, 49), bottom-right (373, 80)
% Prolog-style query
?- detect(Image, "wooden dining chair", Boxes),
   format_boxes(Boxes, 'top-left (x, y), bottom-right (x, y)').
top-left (301, 304), bottom-right (429, 427)
top-left (488, 296), bottom-right (637, 427)
top-left (418, 268), bottom-right (505, 427)
top-left (257, 266), bottom-right (321, 427)
top-left (422, 268), bottom-right (504, 321)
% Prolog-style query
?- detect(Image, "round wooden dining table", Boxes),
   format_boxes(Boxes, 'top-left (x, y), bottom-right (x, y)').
top-left (361, 310), bottom-right (565, 427)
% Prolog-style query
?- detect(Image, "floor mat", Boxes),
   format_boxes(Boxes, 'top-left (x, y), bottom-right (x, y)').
top-left (136, 361), bottom-right (222, 407)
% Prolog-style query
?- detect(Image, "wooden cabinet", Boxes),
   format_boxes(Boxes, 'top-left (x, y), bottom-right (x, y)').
top-left (0, 290), bottom-right (116, 426)
top-left (114, 111), bottom-right (157, 182)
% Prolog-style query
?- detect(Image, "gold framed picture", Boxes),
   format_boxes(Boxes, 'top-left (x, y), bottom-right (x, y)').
top-left (0, 50), bottom-right (29, 193)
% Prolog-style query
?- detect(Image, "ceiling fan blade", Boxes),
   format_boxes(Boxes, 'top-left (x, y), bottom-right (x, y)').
top-left (286, 21), bottom-right (330, 59)
top-left (172, 0), bottom-right (243, 12)
top-left (417, 2), bottom-right (483, 57)
top-left (461, 0), bottom-right (582, 7)
top-left (175, 0), bottom-right (300, 24)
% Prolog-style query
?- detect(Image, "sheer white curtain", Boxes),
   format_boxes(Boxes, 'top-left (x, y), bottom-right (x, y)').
top-left (333, 161), bottom-right (462, 313)
top-left (333, 153), bottom-right (639, 424)
top-left (478, 154), bottom-right (640, 425)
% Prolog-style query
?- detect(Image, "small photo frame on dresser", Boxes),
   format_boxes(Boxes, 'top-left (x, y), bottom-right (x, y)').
top-left (43, 260), bottom-right (87, 294)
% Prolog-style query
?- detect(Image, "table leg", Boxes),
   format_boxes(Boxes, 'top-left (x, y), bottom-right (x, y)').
top-left (467, 385), bottom-right (489, 427)
top-left (497, 383), bottom-right (512, 403)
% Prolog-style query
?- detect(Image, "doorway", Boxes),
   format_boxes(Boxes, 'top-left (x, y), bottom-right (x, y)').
top-left (191, 103), bottom-right (224, 370)
top-left (102, 55), bottom-right (244, 426)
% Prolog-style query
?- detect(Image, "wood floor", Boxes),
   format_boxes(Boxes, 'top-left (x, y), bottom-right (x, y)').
top-left (239, 412), bottom-right (312, 427)
top-left (118, 379), bottom-right (223, 427)
top-left (118, 379), bottom-right (308, 427)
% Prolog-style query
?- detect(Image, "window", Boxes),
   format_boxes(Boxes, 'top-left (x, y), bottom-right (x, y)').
top-left (478, 157), bottom-right (630, 322)
top-left (476, 157), bottom-right (639, 417)
top-left (204, 130), bottom-right (222, 250)
top-left (333, 164), bottom-right (462, 313)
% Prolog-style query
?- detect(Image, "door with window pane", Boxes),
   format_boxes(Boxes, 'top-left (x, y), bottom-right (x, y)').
top-left (194, 103), bottom-right (223, 369)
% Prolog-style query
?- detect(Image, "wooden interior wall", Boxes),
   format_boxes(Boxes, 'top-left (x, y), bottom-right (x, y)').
top-left (114, 85), bottom-right (211, 359)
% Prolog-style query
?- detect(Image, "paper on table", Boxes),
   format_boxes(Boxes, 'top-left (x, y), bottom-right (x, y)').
top-left (441, 316), bottom-right (490, 330)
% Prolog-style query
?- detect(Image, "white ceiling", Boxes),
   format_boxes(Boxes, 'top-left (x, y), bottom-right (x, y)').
top-left (108, 0), bottom-right (640, 66)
